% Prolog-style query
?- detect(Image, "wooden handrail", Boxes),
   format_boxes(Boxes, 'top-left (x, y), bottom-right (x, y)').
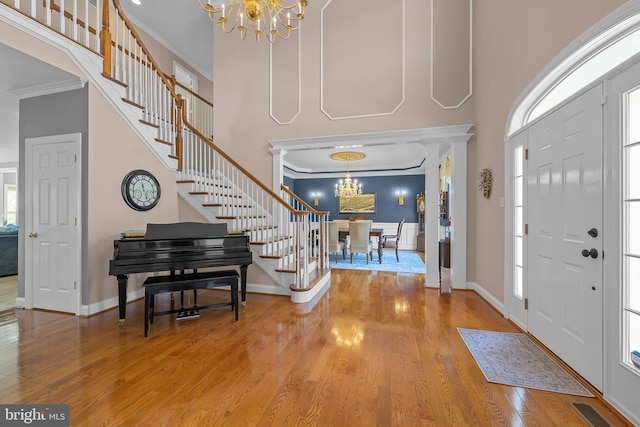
top-left (181, 108), bottom-right (303, 216)
top-left (165, 74), bottom-right (214, 108)
top-left (280, 185), bottom-right (330, 217)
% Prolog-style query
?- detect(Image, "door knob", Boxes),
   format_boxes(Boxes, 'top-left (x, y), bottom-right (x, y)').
top-left (581, 248), bottom-right (598, 259)
top-left (587, 228), bottom-right (598, 238)
top-left (28, 232), bottom-right (38, 238)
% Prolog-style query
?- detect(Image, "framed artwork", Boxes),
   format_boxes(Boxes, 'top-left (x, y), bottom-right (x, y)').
top-left (339, 193), bottom-right (376, 214)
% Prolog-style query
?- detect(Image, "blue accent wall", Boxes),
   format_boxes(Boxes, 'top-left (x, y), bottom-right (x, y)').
top-left (293, 174), bottom-right (424, 222)
top-left (283, 175), bottom-right (295, 192)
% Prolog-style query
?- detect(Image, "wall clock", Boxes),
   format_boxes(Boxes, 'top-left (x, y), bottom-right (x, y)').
top-left (121, 169), bottom-right (161, 211)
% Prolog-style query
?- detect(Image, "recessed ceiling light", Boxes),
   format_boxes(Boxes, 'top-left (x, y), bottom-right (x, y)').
top-left (131, 0), bottom-right (141, 5)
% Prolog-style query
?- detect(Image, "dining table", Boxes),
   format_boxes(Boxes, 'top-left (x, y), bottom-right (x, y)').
top-left (339, 228), bottom-right (384, 264)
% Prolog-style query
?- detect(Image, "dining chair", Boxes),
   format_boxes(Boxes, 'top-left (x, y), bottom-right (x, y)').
top-left (328, 221), bottom-right (346, 262)
top-left (382, 218), bottom-right (405, 262)
top-left (348, 221), bottom-right (373, 264)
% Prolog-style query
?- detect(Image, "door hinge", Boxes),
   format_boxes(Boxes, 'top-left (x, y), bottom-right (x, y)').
top-left (524, 224), bottom-right (528, 235)
top-left (74, 281), bottom-right (77, 290)
top-left (74, 217), bottom-right (77, 226)
top-left (74, 154), bottom-right (77, 163)
top-left (524, 298), bottom-right (528, 310)
top-left (601, 95), bottom-right (608, 105)
top-left (524, 149), bottom-right (528, 160)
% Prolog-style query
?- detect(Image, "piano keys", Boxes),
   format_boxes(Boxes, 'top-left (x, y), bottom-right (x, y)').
top-left (108, 222), bottom-right (252, 325)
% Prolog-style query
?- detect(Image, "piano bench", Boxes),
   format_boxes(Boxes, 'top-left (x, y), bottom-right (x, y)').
top-left (142, 270), bottom-right (239, 337)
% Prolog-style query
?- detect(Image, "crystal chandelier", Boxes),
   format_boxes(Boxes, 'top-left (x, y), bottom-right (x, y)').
top-left (197, 0), bottom-right (307, 43)
top-left (331, 152), bottom-right (365, 199)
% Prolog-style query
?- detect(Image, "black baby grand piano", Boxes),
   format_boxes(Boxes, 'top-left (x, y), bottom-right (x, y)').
top-left (109, 222), bottom-right (252, 325)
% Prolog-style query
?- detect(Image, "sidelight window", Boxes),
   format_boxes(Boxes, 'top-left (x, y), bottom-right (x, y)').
top-left (624, 86), bottom-right (640, 370)
top-left (514, 145), bottom-right (524, 299)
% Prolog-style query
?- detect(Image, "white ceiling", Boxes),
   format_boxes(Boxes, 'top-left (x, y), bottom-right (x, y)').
top-left (0, 43), bottom-right (83, 163)
top-left (119, 0), bottom-right (214, 81)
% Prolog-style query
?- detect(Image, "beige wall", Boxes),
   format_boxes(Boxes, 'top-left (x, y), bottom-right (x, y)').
top-left (212, 0), bottom-right (475, 186)
top-left (87, 87), bottom-right (181, 303)
top-left (212, 0), bottom-right (628, 302)
top-left (133, 25), bottom-right (213, 103)
top-left (472, 0), bottom-right (627, 301)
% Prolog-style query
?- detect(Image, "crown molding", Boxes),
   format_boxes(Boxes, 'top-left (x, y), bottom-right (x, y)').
top-left (7, 77), bottom-right (87, 99)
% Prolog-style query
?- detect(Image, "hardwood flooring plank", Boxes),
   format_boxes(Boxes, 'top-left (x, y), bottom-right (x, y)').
top-left (0, 267), bottom-right (633, 426)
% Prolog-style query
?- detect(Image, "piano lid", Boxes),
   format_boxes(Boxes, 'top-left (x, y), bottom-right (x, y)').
top-left (143, 222), bottom-right (229, 240)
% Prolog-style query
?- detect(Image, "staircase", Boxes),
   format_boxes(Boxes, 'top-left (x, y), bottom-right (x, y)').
top-left (1, 0), bottom-right (331, 303)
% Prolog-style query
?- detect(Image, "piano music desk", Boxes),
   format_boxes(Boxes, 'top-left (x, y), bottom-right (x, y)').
top-left (142, 270), bottom-right (239, 337)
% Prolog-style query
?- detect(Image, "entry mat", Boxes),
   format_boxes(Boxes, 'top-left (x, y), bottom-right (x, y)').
top-left (457, 328), bottom-right (593, 397)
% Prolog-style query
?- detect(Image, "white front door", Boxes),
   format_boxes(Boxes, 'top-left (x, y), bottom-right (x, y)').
top-left (26, 134), bottom-right (81, 314)
top-left (527, 85), bottom-right (603, 390)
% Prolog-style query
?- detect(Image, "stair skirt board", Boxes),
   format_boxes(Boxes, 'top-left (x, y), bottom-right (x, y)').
top-left (290, 274), bottom-right (331, 304)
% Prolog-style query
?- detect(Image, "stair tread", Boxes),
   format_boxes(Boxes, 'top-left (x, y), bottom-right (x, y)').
top-left (250, 236), bottom-right (292, 245)
top-left (275, 257), bottom-right (317, 273)
top-left (202, 203), bottom-right (253, 208)
top-left (289, 267), bottom-right (331, 292)
top-left (176, 180), bottom-right (232, 189)
top-left (102, 72), bottom-right (127, 88)
top-left (122, 97), bottom-right (144, 110)
top-left (217, 215), bottom-right (266, 220)
top-left (190, 191), bottom-right (242, 198)
top-left (259, 248), bottom-right (297, 259)
top-left (155, 138), bottom-right (173, 146)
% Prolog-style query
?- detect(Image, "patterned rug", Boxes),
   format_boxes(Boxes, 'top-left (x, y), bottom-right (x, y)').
top-left (328, 250), bottom-right (425, 273)
top-left (457, 328), bottom-right (593, 397)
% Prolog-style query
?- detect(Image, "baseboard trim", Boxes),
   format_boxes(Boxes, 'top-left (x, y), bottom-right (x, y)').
top-left (467, 281), bottom-right (505, 316)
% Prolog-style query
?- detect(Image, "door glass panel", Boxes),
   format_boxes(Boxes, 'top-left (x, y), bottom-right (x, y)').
top-left (628, 144), bottom-right (640, 200)
top-left (624, 86), bottom-right (640, 370)
top-left (515, 265), bottom-right (523, 296)
top-left (630, 89), bottom-right (640, 143)
top-left (629, 256), bottom-right (640, 312)
top-left (515, 176), bottom-right (523, 205)
top-left (514, 145), bottom-right (524, 299)
top-left (628, 312), bottom-right (640, 362)
top-left (628, 201), bottom-right (640, 255)
top-left (515, 236), bottom-right (523, 265)
top-left (515, 207), bottom-right (523, 235)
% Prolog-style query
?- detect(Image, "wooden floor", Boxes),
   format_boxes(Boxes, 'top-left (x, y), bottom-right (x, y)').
top-left (0, 267), bottom-right (631, 426)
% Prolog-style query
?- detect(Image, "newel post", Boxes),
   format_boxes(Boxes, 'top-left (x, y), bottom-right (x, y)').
top-left (100, 0), bottom-right (112, 76)
top-left (175, 95), bottom-right (184, 171)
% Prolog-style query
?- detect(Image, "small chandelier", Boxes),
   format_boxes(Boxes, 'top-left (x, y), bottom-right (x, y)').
top-left (331, 152), bottom-right (365, 199)
top-left (197, 0), bottom-right (307, 43)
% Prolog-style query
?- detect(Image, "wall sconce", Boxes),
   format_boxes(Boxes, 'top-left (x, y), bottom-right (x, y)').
top-left (396, 190), bottom-right (407, 205)
top-left (311, 192), bottom-right (320, 206)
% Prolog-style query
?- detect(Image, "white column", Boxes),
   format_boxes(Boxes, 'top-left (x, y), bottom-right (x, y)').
top-left (424, 143), bottom-right (440, 288)
top-left (269, 148), bottom-right (287, 192)
top-left (449, 138), bottom-right (468, 289)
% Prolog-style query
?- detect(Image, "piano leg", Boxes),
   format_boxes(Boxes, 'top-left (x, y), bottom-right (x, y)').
top-left (117, 275), bottom-right (128, 326)
top-left (240, 265), bottom-right (248, 307)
